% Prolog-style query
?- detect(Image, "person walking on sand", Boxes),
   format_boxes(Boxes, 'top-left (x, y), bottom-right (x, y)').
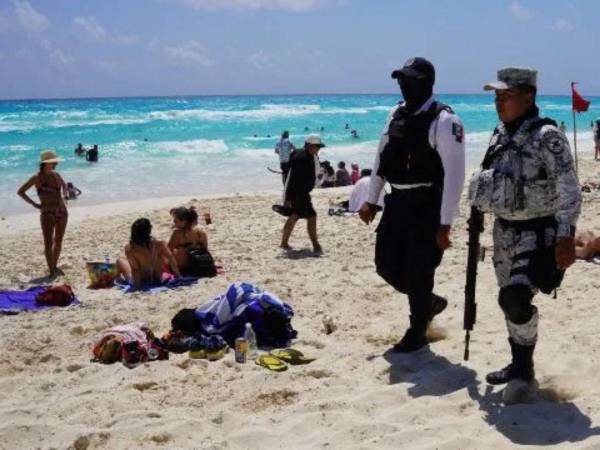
top-left (469, 67), bottom-right (581, 401)
top-left (17, 150), bottom-right (69, 277)
top-left (275, 130), bottom-right (296, 184)
top-left (359, 57), bottom-right (465, 353)
top-left (593, 119), bottom-right (600, 160)
top-left (280, 134), bottom-right (325, 254)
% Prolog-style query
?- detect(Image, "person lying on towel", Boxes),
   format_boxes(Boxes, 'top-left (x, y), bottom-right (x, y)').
top-left (117, 218), bottom-right (181, 288)
top-left (575, 230), bottom-right (600, 260)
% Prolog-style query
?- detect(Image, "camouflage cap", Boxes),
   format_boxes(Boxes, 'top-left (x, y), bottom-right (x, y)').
top-left (483, 67), bottom-right (537, 91)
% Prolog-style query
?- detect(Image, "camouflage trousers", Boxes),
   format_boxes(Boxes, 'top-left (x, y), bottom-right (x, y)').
top-left (491, 217), bottom-right (557, 346)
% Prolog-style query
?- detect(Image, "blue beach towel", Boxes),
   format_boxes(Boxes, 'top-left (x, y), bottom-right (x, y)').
top-left (114, 276), bottom-right (198, 294)
top-left (195, 282), bottom-right (297, 347)
top-left (0, 286), bottom-right (82, 314)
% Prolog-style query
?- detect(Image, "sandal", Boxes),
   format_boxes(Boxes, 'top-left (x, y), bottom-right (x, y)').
top-left (255, 354), bottom-right (288, 372)
top-left (269, 348), bottom-right (315, 365)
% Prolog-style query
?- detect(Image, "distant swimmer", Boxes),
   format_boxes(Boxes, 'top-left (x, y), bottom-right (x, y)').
top-left (345, 123), bottom-right (350, 130)
top-left (304, 126), bottom-right (309, 132)
top-left (144, 138), bottom-right (148, 142)
top-left (74, 143), bottom-right (86, 157)
top-left (559, 121), bottom-right (566, 133)
top-left (65, 182), bottom-right (82, 200)
top-left (86, 144), bottom-right (99, 163)
top-left (351, 129), bottom-right (359, 139)
top-left (320, 127), bottom-right (325, 132)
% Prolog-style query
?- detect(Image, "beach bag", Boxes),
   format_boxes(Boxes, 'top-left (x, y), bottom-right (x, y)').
top-left (35, 284), bottom-right (75, 307)
top-left (185, 247), bottom-right (217, 278)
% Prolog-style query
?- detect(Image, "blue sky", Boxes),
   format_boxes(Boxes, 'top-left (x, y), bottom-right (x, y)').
top-left (0, 0), bottom-right (598, 99)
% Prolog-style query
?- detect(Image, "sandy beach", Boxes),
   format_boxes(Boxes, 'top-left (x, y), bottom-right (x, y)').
top-left (1, 157), bottom-right (600, 450)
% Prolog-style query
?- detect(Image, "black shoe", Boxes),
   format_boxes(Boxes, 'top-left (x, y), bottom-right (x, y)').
top-left (429, 293), bottom-right (448, 322)
top-left (486, 339), bottom-right (535, 385)
top-left (486, 363), bottom-right (535, 385)
top-left (392, 328), bottom-right (428, 353)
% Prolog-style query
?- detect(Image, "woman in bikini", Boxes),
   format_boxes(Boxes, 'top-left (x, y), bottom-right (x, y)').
top-left (168, 206), bottom-right (209, 273)
top-left (117, 218), bottom-right (181, 288)
top-left (17, 150), bottom-right (68, 277)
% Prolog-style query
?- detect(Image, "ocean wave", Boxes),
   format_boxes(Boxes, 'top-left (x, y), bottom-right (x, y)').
top-left (151, 139), bottom-right (229, 154)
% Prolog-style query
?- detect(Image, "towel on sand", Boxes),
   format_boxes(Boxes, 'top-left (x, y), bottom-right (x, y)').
top-left (0, 286), bottom-right (81, 314)
top-left (114, 275), bottom-right (198, 294)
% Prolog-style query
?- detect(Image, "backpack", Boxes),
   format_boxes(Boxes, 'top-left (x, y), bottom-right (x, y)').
top-left (184, 247), bottom-right (217, 278)
top-left (35, 285), bottom-right (75, 307)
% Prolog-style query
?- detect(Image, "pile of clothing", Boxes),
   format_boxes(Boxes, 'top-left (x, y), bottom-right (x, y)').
top-left (171, 282), bottom-right (297, 347)
top-left (91, 322), bottom-right (169, 368)
top-left (91, 283), bottom-right (297, 368)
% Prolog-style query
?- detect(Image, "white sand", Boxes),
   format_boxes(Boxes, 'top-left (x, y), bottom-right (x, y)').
top-left (1, 160), bottom-right (600, 449)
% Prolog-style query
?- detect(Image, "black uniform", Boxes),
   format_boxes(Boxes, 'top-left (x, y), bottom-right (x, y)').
top-left (284, 149), bottom-right (318, 219)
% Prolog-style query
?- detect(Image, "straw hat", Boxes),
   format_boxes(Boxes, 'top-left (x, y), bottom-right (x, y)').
top-left (40, 149), bottom-right (62, 164)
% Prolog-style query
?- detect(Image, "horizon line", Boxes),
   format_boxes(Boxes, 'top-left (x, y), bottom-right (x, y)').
top-left (0, 90), bottom-right (596, 103)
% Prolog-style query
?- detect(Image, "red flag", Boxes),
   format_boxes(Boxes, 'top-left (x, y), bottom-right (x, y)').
top-left (572, 82), bottom-right (590, 112)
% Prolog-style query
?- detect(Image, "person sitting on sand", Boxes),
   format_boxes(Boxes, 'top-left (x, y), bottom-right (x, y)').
top-left (335, 161), bottom-right (352, 187)
top-left (117, 218), bottom-right (181, 287)
top-left (65, 182), bottom-right (82, 200)
top-left (168, 206), bottom-right (209, 273)
top-left (17, 150), bottom-right (68, 277)
top-left (575, 230), bottom-right (600, 260)
top-left (350, 162), bottom-right (360, 184)
top-left (319, 161), bottom-right (335, 188)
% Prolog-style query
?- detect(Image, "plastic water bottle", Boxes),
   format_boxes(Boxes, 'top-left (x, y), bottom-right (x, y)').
top-left (244, 323), bottom-right (257, 359)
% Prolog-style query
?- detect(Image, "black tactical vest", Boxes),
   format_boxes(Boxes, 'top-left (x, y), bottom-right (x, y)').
top-left (377, 101), bottom-right (451, 187)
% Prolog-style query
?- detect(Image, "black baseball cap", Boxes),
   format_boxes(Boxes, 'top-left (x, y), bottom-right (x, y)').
top-left (391, 57), bottom-right (435, 82)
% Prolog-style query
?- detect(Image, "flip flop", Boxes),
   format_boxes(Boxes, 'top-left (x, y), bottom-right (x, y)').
top-left (255, 354), bottom-right (288, 372)
top-left (269, 348), bottom-right (315, 365)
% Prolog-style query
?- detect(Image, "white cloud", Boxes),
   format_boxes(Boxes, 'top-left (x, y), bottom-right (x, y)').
top-left (165, 41), bottom-right (215, 69)
top-left (247, 50), bottom-right (272, 70)
top-left (170, 0), bottom-right (328, 12)
top-left (12, 0), bottom-right (48, 33)
top-left (48, 48), bottom-right (74, 69)
top-left (74, 16), bottom-right (137, 45)
top-left (509, 1), bottom-right (532, 20)
top-left (552, 18), bottom-right (574, 32)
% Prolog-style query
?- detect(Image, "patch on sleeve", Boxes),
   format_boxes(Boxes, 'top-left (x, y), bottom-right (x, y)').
top-left (452, 122), bottom-right (464, 144)
top-left (543, 129), bottom-right (568, 154)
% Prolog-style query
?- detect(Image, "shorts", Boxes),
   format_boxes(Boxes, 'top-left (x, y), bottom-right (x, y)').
top-left (290, 193), bottom-right (316, 219)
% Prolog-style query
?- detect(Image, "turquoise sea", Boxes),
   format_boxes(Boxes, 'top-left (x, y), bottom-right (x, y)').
top-left (1, 94), bottom-right (599, 215)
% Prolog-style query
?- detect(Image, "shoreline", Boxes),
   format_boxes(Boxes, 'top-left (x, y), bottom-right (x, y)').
top-left (0, 188), bottom-right (288, 236)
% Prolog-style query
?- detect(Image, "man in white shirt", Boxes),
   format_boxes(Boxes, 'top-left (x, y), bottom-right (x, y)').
top-left (348, 169), bottom-right (384, 212)
top-left (275, 130), bottom-right (296, 184)
top-left (359, 57), bottom-right (466, 353)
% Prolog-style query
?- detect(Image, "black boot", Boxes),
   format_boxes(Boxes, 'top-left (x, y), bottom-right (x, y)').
top-left (486, 339), bottom-right (535, 385)
top-left (429, 293), bottom-right (448, 322)
top-left (393, 315), bottom-right (428, 353)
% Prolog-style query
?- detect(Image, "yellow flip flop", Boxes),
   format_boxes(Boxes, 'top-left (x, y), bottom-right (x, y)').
top-left (255, 354), bottom-right (288, 372)
top-left (269, 348), bottom-right (315, 365)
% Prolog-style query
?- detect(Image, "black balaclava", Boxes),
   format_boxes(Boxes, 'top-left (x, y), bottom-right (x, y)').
top-left (400, 77), bottom-right (434, 113)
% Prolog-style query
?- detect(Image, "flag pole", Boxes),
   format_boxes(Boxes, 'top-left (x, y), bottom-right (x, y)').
top-left (573, 107), bottom-right (578, 176)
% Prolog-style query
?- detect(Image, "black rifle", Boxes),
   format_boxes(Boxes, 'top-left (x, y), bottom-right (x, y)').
top-left (464, 206), bottom-right (484, 361)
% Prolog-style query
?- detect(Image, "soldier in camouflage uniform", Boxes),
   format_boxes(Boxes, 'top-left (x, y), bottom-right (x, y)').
top-left (469, 67), bottom-right (581, 391)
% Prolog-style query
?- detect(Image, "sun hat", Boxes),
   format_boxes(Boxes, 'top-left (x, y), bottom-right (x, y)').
top-left (40, 149), bottom-right (62, 164)
top-left (305, 134), bottom-right (326, 148)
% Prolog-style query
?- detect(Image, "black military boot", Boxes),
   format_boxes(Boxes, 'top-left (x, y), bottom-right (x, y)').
top-left (429, 293), bottom-right (448, 322)
top-left (393, 315), bottom-right (428, 353)
top-left (486, 339), bottom-right (535, 385)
